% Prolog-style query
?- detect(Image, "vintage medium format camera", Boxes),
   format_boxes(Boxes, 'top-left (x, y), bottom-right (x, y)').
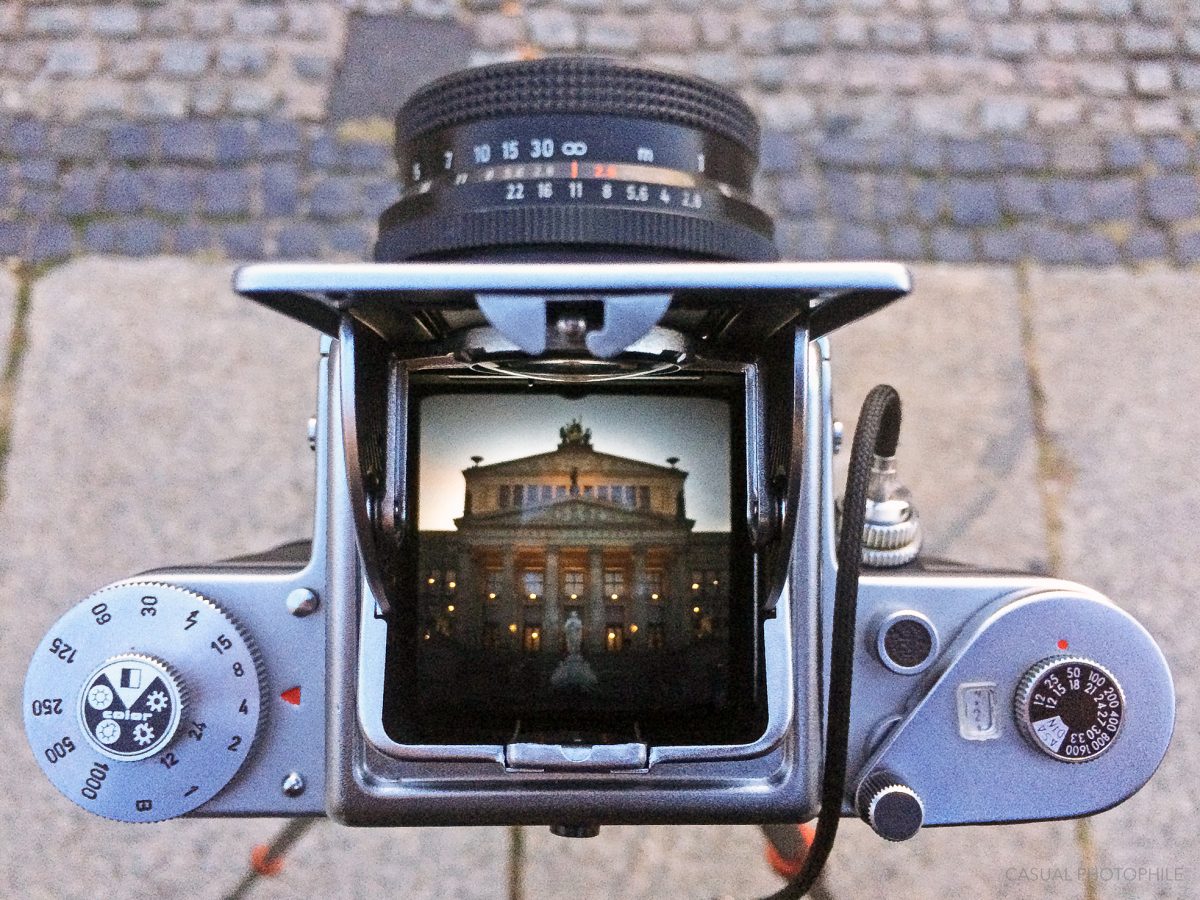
top-left (25, 60), bottom-right (1174, 855)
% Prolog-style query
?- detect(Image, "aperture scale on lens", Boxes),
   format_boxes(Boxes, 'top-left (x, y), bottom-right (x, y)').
top-left (376, 60), bottom-right (778, 262)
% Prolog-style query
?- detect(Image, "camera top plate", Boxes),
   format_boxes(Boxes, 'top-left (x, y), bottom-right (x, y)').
top-left (233, 261), bottom-right (912, 349)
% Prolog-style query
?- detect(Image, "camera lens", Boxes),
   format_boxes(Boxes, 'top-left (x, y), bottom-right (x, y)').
top-left (375, 57), bottom-right (777, 262)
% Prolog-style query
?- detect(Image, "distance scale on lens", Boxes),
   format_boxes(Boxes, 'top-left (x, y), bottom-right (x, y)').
top-left (23, 582), bottom-right (263, 822)
top-left (1015, 656), bottom-right (1124, 763)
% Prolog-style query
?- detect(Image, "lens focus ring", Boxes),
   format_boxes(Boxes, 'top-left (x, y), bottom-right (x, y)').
top-left (376, 58), bottom-right (777, 262)
top-left (396, 57), bottom-right (761, 157)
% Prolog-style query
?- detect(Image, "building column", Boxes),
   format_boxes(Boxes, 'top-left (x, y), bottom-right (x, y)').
top-left (588, 547), bottom-right (605, 653)
top-left (669, 548), bottom-right (690, 648)
top-left (457, 547), bottom-right (479, 645)
top-left (543, 545), bottom-right (560, 654)
top-left (501, 544), bottom-right (517, 649)
top-left (630, 545), bottom-right (648, 645)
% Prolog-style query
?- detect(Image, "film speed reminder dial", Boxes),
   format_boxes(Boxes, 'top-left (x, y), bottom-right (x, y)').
top-left (24, 582), bottom-right (264, 822)
top-left (1015, 656), bottom-right (1124, 763)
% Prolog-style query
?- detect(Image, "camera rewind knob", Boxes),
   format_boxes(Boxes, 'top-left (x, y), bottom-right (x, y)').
top-left (24, 582), bottom-right (264, 822)
top-left (855, 771), bottom-right (924, 841)
top-left (859, 454), bottom-right (922, 567)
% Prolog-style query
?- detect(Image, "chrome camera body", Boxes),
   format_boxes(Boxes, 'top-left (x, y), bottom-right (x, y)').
top-left (24, 260), bottom-right (1175, 836)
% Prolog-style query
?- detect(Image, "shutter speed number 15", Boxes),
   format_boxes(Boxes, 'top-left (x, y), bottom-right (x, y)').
top-left (471, 139), bottom-right (588, 166)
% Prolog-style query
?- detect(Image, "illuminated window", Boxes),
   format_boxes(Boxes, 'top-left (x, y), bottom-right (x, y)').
top-left (484, 569), bottom-right (502, 601)
top-left (563, 570), bottom-right (585, 598)
top-left (603, 569), bottom-right (625, 599)
top-left (691, 569), bottom-right (722, 599)
top-left (523, 625), bottom-right (541, 652)
top-left (646, 570), bottom-right (663, 601)
top-left (522, 570), bottom-right (544, 600)
top-left (605, 625), bottom-right (624, 652)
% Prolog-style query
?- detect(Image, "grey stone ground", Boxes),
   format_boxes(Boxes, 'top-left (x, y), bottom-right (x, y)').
top-left (0, 266), bottom-right (15, 356)
top-left (0, 257), bottom-right (1194, 899)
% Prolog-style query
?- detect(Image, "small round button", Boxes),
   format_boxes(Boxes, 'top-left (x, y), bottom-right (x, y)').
top-left (1015, 656), bottom-right (1124, 763)
top-left (77, 653), bottom-right (185, 761)
top-left (876, 610), bottom-right (939, 675)
top-left (856, 771), bottom-right (924, 841)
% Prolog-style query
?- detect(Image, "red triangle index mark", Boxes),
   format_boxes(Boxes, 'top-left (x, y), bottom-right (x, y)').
top-left (280, 686), bottom-right (301, 706)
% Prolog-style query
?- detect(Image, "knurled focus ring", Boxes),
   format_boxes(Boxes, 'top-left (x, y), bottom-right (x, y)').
top-left (396, 58), bottom-right (760, 156)
top-left (375, 203), bottom-right (779, 262)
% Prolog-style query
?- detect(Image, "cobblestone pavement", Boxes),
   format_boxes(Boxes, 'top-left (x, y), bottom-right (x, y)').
top-left (0, 256), bottom-right (1194, 899)
top-left (5, 3), bottom-right (1200, 266)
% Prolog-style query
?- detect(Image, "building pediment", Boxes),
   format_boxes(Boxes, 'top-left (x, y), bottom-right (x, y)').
top-left (467, 447), bottom-right (685, 480)
top-left (455, 498), bottom-right (693, 531)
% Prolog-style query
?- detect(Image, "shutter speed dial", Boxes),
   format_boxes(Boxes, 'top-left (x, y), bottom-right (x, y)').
top-left (1015, 656), bottom-right (1125, 763)
top-left (24, 582), bottom-right (264, 822)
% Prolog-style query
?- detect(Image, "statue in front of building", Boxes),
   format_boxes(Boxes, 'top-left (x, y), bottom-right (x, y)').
top-left (564, 610), bottom-right (584, 655)
top-left (550, 610), bottom-right (598, 692)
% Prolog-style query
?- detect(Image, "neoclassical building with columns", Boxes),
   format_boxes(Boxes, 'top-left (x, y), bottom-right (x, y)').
top-left (419, 420), bottom-right (730, 655)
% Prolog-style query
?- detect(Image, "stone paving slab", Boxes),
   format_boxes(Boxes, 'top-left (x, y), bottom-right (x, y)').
top-left (1028, 266), bottom-right (1199, 900)
top-left (0, 265), bottom-right (15, 358)
top-left (522, 824), bottom-right (780, 899)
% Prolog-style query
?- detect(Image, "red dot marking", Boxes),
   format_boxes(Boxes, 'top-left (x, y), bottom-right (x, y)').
top-left (280, 686), bottom-right (301, 706)
top-left (250, 844), bottom-right (285, 876)
top-left (1057, 639), bottom-right (1069, 650)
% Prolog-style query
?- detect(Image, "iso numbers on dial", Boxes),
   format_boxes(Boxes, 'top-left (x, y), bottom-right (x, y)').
top-left (1025, 660), bottom-right (1123, 762)
top-left (23, 583), bottom-right (262, 823)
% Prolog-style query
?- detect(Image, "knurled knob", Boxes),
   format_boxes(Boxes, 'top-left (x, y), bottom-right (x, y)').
top-left (1015, 656), bottom-right (1125, 763)
top-left (855, 771), bottom-right (924, 841)
top-left (859, 455), bottom-right (922, 568)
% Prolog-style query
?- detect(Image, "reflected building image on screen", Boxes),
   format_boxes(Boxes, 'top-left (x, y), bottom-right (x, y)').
top-left (418, 418), bottom-right (729, 662)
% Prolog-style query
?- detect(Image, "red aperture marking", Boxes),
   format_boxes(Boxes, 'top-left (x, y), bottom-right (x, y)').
top-left (571, 161), bottom-right (578, 178)
top-left (280, 686), bottom-right (301, 706)
top-left (1057, 639), bottom-right (1069, 650)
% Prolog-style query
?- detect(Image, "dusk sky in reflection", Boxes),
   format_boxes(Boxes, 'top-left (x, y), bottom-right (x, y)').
top-left (418, 393), bottom-right (732, 531)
